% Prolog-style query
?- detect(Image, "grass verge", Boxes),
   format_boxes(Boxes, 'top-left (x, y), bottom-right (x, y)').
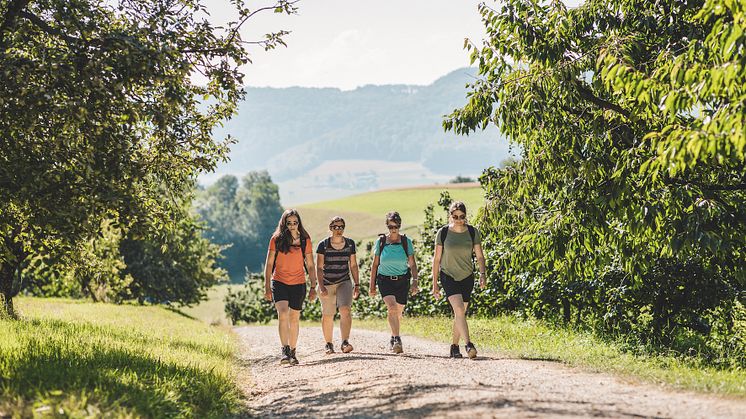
top-left (355, 316), bottom-right (746, 397)
top-left (180, 283), bottom-right (234, 327)
top-left (0, 297), bottom-right (245, 417)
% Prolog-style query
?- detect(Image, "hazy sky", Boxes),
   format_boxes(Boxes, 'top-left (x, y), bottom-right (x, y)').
top-left (207, 0), bottom-right (485, 90)
top-left (206, 1), bottom-right (583, 90)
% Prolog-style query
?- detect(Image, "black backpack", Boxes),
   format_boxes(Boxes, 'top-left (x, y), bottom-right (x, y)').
top-left (273, 235), bottom-right (308, 273)
top-left (437, 225), bottom-right (476, 257)
top-left (377, 233), bottom-right (409, 258)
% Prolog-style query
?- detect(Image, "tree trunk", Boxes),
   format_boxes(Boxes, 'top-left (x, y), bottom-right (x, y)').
top-left (562, 298), bottom-right (571, 324)
top-left (0, 260), bottom-right (17, 318)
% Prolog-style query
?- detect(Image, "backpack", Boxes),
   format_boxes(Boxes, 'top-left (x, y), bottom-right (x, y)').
top-left (377, 233), bottom-right (409, 258)
top-left (273, 235), bottom-right (308, 273)
top-left (437, 224), bottom-right (476, 257)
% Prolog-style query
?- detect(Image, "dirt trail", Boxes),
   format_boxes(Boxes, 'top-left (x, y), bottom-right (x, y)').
top-left (235, 326), bottom-right (746, 418)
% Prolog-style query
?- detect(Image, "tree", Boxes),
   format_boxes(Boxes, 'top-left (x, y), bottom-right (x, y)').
top-left (195, 171), bottom-right (283, 279)
top-left (120, 201), bottom-right (227, 306)
top-left (446, 0), bottom-right (744, 344)
top-left (0, 0), bottom-right (297, 316)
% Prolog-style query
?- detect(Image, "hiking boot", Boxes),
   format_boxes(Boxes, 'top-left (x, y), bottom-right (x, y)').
top-left (280, 345), bottom-right (291, 365)
top-left (289, 347), bottom-right (299, 365)
top-left (341, 340), bottom-right (353, 353)
top-left (388, 336), bottom-right (396, 352)
top-left (392, 336), bottom-right (403, 354)
top-left (465, 342), bottom-right (478, 359)
top-left (449, 344), bottom-right (463, 358)
top-left (324, 342), bottom-right (335, 355)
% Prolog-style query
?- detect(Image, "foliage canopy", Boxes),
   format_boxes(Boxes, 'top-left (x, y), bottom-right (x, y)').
top-left (444, 0), bottom-right (744, 360)
top-left (0, 0), bottom-right (297, 314)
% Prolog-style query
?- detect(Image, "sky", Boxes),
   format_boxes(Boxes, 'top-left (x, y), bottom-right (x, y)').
top-left (206, 0), bottom-right (488, 90)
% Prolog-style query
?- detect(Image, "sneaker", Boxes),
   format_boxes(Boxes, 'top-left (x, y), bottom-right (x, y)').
top-left (465, 342), bottom-right (478, 359)
top-left (449, 344), bottom-right (463, 358)
top-left (392, 336), bottom-right (403, 354)
top-left (280, 345), bottom-right (291, 365)
top-left (388, 336), bottom-right (396, 351)
top-left (289, 348), bottom-right (299, 365)
top-left (341, 340), bottom-right (354, 353)
top-left (324, 342), bottom-right (335, 355)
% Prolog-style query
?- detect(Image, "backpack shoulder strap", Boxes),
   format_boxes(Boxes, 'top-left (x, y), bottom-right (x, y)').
top-left (300, 235), bottom-right (308, 273)
top-left (467, 225), bottom-right (476, 244)
top-left (438, 225), bottom-right (449, 245)
top-left (323, 237), bottom-right (332, 250)
top-left (377, 233), bottom-right (387, 255)
top-left (400, 234), bottom-right (409, 257)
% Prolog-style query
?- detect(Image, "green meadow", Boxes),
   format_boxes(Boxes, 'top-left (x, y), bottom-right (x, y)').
top-left (0, 298), bottom-right (245, 417)
top-left (297, 183), bottom-right (484, 243)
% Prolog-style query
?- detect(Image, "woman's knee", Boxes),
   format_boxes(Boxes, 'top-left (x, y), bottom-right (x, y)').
top-left (288, 309), bottom-right (301, 321)
top-left (276, 307), bottom-right (290, 319)
top-left (339, 306), bottom-right (351, 316)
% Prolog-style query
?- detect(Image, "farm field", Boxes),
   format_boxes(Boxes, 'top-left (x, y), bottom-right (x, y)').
top-left (297, 183), bottom-right (484, 243)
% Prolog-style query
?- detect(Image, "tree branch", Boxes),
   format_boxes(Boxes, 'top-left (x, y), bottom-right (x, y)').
top-left (573, 79), bottom-right (630, 119)
top-left (0, 0), bottom-right (32, 46)
top-left (18, 10), bottom-right (82, 45)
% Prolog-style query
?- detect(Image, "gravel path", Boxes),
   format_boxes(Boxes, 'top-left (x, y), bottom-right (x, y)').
top-left (235, 326), bottom-right (746, 418)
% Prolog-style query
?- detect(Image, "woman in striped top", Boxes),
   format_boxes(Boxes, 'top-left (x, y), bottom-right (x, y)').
top-left (316, 216), bottom-right (360, 354)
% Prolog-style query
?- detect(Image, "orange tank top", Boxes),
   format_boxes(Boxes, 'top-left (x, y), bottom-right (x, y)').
top-left (269, 235), bottom-right (312, 285)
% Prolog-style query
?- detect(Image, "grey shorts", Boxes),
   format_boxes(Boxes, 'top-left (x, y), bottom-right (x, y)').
top-left (319, 280), bottom-right (354, 315)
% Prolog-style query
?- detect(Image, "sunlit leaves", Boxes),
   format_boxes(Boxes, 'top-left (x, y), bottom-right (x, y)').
top-left (446, 0), bottom-right (745, 340)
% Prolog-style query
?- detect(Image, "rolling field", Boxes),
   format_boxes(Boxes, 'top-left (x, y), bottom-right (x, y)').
top-left (297, 183), bottom-right (484, 243)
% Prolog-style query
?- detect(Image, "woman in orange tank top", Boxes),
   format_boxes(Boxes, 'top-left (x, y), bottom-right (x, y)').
top-left (264, 209), bottom-right (318, 365)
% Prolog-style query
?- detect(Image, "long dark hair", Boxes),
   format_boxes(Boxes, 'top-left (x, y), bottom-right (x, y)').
top-left (273, 209), bottom-right (310, 254)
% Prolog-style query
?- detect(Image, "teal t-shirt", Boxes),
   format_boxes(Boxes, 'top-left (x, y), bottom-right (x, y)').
top-left (374, 235), bottom-right (414, 276)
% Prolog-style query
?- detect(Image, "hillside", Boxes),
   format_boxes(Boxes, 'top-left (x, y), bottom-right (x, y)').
top-left (296, 183), bottom-right (484, 244)
top-left (206, 68), bottom-right (512, 204)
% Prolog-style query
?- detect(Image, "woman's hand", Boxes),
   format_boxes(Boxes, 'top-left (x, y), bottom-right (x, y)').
top-left (353, 284), bottom-right (360, 300)
top-left (308, 287), bottom-right (317, 302)
top-left (479, 276), bottom-right (487, 289)
top-left (318, 284), bottom-right (328, 296)
top-left (410, 280), bottom-right (419, 295)
top-left (431, 286), bottom-right (441, 300)
top-left (264, 288), bottom-right (272, 302)
top-left (369, 285), bottom-right (377, 297)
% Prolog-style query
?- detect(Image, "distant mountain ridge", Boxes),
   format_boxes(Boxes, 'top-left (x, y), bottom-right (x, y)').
top-left (211, 67), bottom-right (511, 185)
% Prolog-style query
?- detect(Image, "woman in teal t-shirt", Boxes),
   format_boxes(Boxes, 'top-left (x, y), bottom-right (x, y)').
top-left (431, 201), bottom-right (487, 359)
top-left (369, 211), bottom-right (419, 354)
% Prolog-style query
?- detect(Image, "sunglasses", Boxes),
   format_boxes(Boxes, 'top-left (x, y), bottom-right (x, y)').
top-left (286, 221), bottom-right (299, 226)
top-left (387, 224), bottom-right (400, 230)
top-left (451, 214), bottom-right (466, 220)
top-left (330, 225), bottom-right (345, 230)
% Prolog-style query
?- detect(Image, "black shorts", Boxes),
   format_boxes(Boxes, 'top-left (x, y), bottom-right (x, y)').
top-left (271, 280), bottom-right (306, 311)
top-left (440, 272), bottom-right (475, 303)
top-left (376, 275), bottom-right (410, 305)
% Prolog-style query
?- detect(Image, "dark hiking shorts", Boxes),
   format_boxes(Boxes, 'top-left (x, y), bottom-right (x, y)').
top-left (271, 280), bottom-right (306, 311)
top-left (440, 272), bottom-right (475, 303)
top-left (376, 274), bottom-right (411, 305)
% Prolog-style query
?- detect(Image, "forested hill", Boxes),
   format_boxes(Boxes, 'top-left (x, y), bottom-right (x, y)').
top-left (211, 67), bottom-right (511, 183)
